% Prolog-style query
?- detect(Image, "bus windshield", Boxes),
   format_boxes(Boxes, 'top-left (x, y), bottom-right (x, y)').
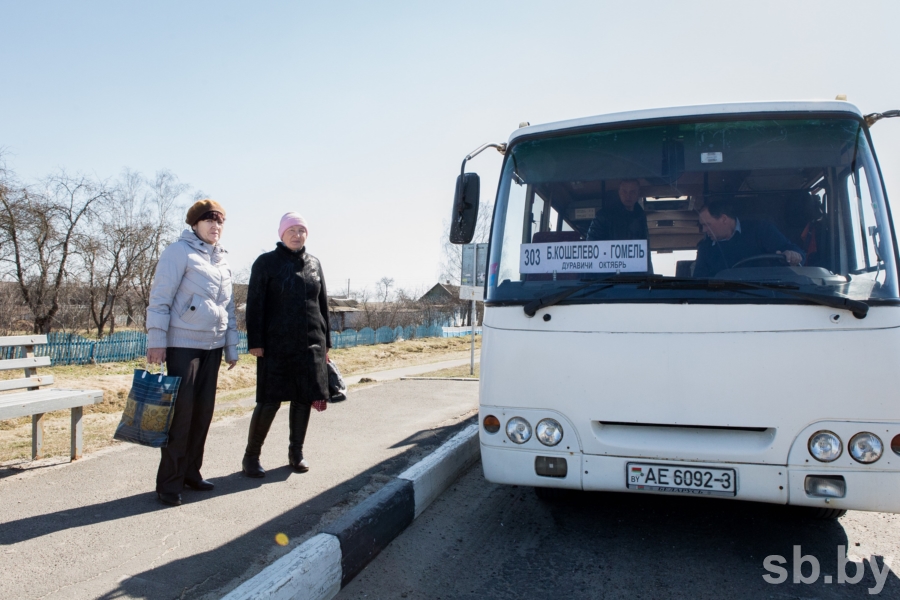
top-left (486, 116), bottom-right (899, 306)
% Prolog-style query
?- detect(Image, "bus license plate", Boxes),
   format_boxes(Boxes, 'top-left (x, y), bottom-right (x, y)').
top-left (626, 463), bottom-right (736, 497)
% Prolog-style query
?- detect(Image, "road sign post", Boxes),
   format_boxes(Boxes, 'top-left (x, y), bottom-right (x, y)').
top-left (461, 243), bottom-right (488, 375)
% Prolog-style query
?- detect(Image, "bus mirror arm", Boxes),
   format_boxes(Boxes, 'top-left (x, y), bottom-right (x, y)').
top-left (462, 143), bottom-right (507, 167)
top-left (864, 110), bottom-right (900, 127)
top-left (450, 143), bottom-right (506, 245)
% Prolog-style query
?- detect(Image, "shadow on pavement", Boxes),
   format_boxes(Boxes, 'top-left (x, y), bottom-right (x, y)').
top-left (388, 421), bottom-right (468, 450)
top-left (90, 415), bottom-right (476, 599)
top-left (0, 457), bottom-right (71, 480)
top-left (528, 490), bottom-right (899, 597)
top-left (0, 467), bottom-right (293, 546)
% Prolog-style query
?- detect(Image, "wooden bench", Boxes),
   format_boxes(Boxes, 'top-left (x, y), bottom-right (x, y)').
top-left (0, 335), bottom-right (103, 461)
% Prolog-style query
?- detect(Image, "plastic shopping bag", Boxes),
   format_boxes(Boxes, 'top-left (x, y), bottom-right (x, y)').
top-left (113, 369), bottom-right (182, 448)
top-left (328, 360), bottom-right (347, 402)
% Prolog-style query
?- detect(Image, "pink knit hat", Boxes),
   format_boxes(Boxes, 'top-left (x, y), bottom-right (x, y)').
top-left (278, 212), bottom-right (308, 240)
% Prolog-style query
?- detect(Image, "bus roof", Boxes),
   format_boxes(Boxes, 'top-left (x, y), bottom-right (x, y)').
top-left (508, 100), bottom-right (864, 144)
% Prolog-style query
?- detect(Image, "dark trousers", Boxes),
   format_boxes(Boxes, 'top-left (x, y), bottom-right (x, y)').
top-left (156, 346), bottom-right (223, 494)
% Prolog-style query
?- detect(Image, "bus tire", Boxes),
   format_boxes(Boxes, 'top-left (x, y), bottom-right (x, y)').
top-left (794, 506), bottom-right (848, 520)
top-left (534, 487), bottom-right (567, 502)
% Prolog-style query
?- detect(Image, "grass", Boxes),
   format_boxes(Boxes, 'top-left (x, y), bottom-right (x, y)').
top-left (0, 335), bottom-right (481, 463)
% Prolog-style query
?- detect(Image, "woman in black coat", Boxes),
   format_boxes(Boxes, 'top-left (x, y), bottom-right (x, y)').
top-left (242, 212), bottom-right (331, 477)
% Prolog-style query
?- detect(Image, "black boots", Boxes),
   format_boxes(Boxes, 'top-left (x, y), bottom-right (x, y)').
top-left (242, 454), bottom-right (265, 478)
top-left (242, 401), bottom-right (312, 476)
top-left (242, 403), bottom-right (279, 478)
top-left (289, 402), bottom-right (311, 473)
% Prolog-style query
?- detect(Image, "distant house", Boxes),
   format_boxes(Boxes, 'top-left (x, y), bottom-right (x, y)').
top-left (328, 297), bottom-right (361, 331)
top-left (419, 283), bottom-right (460, 304)
top-left (419, 282), bottom-right (470, 326)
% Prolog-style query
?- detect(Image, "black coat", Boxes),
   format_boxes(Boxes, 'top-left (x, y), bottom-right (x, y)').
top-left (586, 201), bottom-right (649, 242)
top-left (586, 202), bottom-right (652, 272)
top-left (693, 219), bottom-right (806, 278)
top-left (246, 243), bottom-right (331, 405)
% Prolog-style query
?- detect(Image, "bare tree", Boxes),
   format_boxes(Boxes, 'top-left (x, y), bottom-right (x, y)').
top-left (0, 160), bottom-right (193, 335)
top-left (347, 283), bottom-right (439, 331)
top-left (0, 172), bottom-right (107, 333)
top-left (129, 170), bottom-right (188, 323)
top-left (375, 276), bottom-right (395, 303)
top-left (77, 170), bottom-right (160, 336)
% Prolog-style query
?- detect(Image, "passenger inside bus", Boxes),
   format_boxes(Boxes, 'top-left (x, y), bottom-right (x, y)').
top-left (585, 179), bottom-right (652, 272)
top-left (693, 199), bottom-right (805, 278)
top-left (585, 180), bottom-right (649, 242)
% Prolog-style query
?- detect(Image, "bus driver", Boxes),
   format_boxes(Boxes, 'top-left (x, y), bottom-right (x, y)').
top-left (693, 200), bottom-right (804, 278)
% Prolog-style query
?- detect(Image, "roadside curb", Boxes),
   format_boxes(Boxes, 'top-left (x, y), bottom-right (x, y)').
top-left (222, 423), bottom-right (479, 600)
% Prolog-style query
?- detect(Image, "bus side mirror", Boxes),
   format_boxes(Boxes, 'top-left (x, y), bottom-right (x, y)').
top-left (450, 172), bottom-right (480, 244)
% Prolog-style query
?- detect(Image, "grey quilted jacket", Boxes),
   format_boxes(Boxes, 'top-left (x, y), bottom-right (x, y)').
top-left (146, 230), bottom-right (239, 362)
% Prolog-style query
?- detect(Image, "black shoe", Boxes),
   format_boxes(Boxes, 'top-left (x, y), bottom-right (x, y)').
top-left (157, 492), bottom-right (182, 506)
top-left (184, 478), bottom-right (215, 491)
top-left (288, 449), bottom-right (309, 473)
top-left (242, 453), bottom-right (266, 478)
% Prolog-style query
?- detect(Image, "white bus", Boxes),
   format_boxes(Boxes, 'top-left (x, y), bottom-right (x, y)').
top-left (451, 101), bottom-right (900, 518)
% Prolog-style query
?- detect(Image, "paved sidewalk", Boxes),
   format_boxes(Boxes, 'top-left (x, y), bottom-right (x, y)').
top-left (0, 374), bottom-right (479, 599)
top-left (225, 356), bottom-right (480, 409)
top-left (343, 356), bottom-right (480, 385)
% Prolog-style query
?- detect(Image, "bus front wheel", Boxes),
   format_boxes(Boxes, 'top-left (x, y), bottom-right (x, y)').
top-left (534, 487), bottom-right (568, 502)
top-left (794, 506), bottom-right (848, 520)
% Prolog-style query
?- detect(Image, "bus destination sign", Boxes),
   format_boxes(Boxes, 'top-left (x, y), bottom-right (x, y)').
top-left (519, 240), bottom-right (648, 274)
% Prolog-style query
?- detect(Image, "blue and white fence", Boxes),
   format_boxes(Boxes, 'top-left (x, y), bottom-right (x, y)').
top-left (0, 331), bottom-right (149, 365)
top-left (331, 324), bottom-right (446, 349)
top-left (0, 325), bottom-right (480, 365)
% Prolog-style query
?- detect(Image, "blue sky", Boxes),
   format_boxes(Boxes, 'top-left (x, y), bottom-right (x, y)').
top-left (3, 1), bottom-right (900, 293)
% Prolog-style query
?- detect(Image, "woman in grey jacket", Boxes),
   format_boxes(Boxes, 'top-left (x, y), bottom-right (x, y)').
top-left (146, 199), bottom-right (238, 507)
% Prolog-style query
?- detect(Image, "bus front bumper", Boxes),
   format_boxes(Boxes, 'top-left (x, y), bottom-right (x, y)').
top-left (481, 445), bottom-right (900, 513)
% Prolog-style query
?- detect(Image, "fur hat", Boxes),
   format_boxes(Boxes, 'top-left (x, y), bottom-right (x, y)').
top-left (186, 199), bottom-right (226, 225)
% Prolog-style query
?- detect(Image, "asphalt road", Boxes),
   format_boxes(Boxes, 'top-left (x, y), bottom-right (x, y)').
top-left (0, 379), bottom-right (478, 600)
top-left (339, 463), bottom-right (900, 599)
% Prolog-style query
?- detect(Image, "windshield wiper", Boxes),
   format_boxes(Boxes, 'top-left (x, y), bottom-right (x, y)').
top-left (522, 274), bottom-right (666, 316)
top-left (705, 279), bottom-right (869, 318)
top-left (521, 275), bottom-right (869, 318)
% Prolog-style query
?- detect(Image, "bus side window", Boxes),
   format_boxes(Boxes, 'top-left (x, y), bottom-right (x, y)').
top-left (846, 166), bottom-right (880, 273)
top-left (497, 178), bottom-right (529, 284)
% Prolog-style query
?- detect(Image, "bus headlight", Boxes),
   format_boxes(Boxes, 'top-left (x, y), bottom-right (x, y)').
top-left (536, 418), bottom-right (563, 446)
top-left (808, 431), bottom-right (842, 462)
top-left (506, 417), bottom-right (532, 444)
top-left (849, 432), bottom-right (883, 464)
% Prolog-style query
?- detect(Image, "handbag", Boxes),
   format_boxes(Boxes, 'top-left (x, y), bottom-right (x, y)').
top-left (113, 368), bottom-right (182, 448)
top-left (328, 360), bottom-right (348, 402)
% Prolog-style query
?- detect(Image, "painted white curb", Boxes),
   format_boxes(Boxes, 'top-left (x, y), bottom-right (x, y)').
top-left (222, 424), bottom-right (479, 600)
top-left (221, 533), bottom-right (342, 600)
top-left (399, 424), bottom-right (479, 518)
